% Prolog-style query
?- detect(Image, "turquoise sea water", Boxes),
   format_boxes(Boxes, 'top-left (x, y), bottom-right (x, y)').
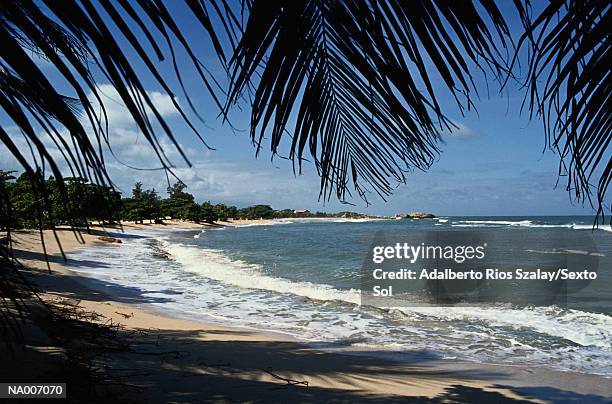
top-left (68, 216), bottom-right (612, 376)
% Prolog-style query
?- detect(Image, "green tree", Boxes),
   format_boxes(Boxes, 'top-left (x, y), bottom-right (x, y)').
top-left (182, 202), bottom-right (202, 223)
top-left (239, 205), bottom-right (274, 220)
top-left (91, 185), bottom-right (122, 224)
top-left (64, 177), bottom-right (91, 226)
top-left (9, 172), bottom-right (42, 228)
top-left (141, 189), bottom-right (161, 224)
top-left (123, 183), bottom-right (146, 224)
top-left (213, 204), bottom-right (229, 221)
top-left (132, 182), bottom-right (144, 199)
top-left (226, 206), bottom-right (238, 219)
top-left (200, 201), bottom-right (216, 223)
top-left (161, 182), bottom-right (195, 219)
top-left (0, 170), bottom-right (17, 230)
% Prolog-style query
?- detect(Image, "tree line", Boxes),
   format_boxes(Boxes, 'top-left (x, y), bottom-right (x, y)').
top-left (0, 171), bottom-right (366, 229)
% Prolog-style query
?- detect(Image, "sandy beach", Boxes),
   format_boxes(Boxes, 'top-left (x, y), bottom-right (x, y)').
top-left (2, 222), bottom-right (611, 403)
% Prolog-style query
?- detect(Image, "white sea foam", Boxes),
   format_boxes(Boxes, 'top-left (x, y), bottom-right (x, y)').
top-left (395, 306), bottom-right (612, 350)
top-left (572, 224), bottom-right (612, 232)
top-left (165, 241), bottom-right (612, 351)
top-left (63, 227), bottom-right (612, 376)
top-left (451, 219), bottom-right (612, 232)
top-left (231, 220), bottom-right (294, 227)
top-left (526, 248), bottom-right (605, 257)
top-left (193, 229), bottom-right (208, 239)
top-left (455, 219), bottom-right (533, 226)
top-left (330, 218), bottom-right (386, 223)
top-left (165, 242), bottom-right (361, 304)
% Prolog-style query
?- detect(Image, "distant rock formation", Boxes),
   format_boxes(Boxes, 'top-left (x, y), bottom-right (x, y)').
top-left (395, 212), bottom-right (436, 219)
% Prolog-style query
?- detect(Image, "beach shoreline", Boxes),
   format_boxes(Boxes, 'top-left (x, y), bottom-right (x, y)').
top-left (4, 222), bottom-right (611, 402)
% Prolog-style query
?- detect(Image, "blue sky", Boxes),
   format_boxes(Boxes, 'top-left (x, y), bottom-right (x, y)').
top-left (0, 1), bottom-right (599, 216)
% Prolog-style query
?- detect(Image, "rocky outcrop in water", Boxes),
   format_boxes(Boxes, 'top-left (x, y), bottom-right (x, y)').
top-left (395, 212), bottom-right (436, 219)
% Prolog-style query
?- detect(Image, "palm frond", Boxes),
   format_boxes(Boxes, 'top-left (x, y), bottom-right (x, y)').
top-left (226, 0), bottom-right (513, 202)
top-left (517, 0), bottom-right (611, 218)
top-left (0, 0), bottom-right (229, 191)
top-left (0, 0), bottom-right (232, 342)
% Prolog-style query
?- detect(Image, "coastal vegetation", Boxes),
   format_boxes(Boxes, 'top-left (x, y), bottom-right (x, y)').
top-left (0, 171), bottom-right (371, 229)
top-left (0, 170), bottom-right (121, 229)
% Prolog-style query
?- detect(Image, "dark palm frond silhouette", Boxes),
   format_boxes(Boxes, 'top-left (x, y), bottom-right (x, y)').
top-left (1, 0), bottom-right (230, 197)
top-left (516, 0), bottom-right (611, 219)
top-left (0, 0), bottom-right (234, 346)
top-left (0, 1), bottom-right (608, 215)
top-left (225, 0), bottom-right (515, 202)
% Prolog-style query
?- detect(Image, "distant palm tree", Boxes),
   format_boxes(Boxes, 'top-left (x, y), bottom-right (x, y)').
top-left (0, 0), bottom-right (609, 215)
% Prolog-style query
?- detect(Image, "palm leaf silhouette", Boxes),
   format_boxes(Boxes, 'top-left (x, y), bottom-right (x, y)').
top-left (1, 0), bottom-right (230, 188)
top-left (0, 0), bottom-right (232, 345)
top-left (516, 0), bottom-right (610, 219)
top-left (226, 0), bottom-right (514, 202)
top-left (1, 1), bottom-right (608, 213)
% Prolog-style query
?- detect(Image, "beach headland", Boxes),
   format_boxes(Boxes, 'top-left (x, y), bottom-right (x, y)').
top-left (2, 221), bottom-right (611, 403)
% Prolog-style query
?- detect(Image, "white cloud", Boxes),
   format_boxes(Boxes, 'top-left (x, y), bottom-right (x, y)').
top-left (441, 120), bottom-right (476, 139)
top-left (1, 84), bottom-right (194, 177)
top-left (0, 85), bottom-right (334, 210)
top-left (104, 156), bottom-right (327, 209)
top-left (84, 85), bottom-right (185, 166)
top-left (92, 84), bottom-right (179, 127)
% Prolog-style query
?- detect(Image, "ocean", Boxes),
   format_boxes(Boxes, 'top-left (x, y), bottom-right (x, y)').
top-left (66, 216), bottom-right (612, 376)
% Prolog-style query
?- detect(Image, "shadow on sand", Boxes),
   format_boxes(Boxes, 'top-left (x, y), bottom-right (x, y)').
top-left (4, 323), bottom-right (610, 403)
top-left (3, 247), bottom-right (611, 403)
